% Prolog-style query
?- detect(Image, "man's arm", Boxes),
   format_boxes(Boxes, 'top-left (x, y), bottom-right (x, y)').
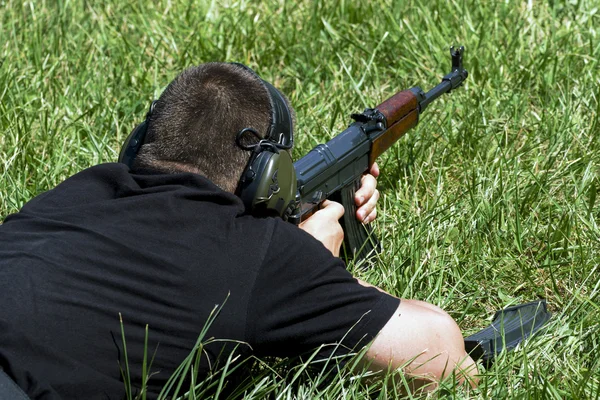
top-left (363, 299), bottom-right (478, 389)
top-left (298, 167), bottom-right (478, 390)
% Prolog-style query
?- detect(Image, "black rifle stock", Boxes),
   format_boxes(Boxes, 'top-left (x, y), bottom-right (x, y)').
top-left (288, 46), bottom-right (468, 261)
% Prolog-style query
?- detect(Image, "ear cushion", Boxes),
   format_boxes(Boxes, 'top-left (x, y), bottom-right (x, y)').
top-left (238, 149), bottom-right (297, 218)
top-left (118, 120), bottom-right (149, 169)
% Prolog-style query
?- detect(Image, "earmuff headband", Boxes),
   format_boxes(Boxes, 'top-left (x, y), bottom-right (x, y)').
top-left (229, 62), bottom-right (293, 149)
top-left (118, 101), bottom-right (157, 169)
top-left (262, 80), bottom-right (293, 149)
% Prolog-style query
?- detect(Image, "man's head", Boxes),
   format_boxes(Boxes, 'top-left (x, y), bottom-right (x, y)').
top-left (133, 62), bottom-right (291, 193)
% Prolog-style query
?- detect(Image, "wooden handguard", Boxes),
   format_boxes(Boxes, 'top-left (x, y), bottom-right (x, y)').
top-left (370, 90), bottom-right (419, 164)
top-left (377, 90), bottom-right (418, 123)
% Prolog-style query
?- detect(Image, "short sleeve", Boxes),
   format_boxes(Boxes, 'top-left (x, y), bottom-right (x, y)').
top-left (246, 219), bottom-right (399, 358)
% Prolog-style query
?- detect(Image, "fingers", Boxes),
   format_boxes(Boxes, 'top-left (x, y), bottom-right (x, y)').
top-left (369, 162), bottom-right (380, 178)
top-left (361, 208), bottom-right (377, 224)
top-left (355, 173), bottom-right (378, 206)
top-left (354, 163), bottom-right (381, 224)
top-left (356, 189), bottom-right (379, 223)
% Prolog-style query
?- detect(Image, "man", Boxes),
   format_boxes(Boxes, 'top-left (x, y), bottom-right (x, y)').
top-left (0, 62), bottom-right (476, 399)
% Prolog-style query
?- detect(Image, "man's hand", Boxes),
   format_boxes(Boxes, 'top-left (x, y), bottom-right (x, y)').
top-left (354, 162), bottom-right (380, 223)
top-left (299, 200), bottom-right (345, 257)
top-left (300, 163), bottom-right (380, 256)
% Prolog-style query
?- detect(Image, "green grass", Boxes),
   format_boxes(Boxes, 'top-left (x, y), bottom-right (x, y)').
top-left (1, 0), bottom-right (599, 398)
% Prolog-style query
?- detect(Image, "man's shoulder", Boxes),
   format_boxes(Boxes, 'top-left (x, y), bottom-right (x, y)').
top-left (13, 164), bottom-right (128, 212)
top-left (252, 215), bottom-right (347, 279)
top-left (61, 163), bottom-right (131, 184)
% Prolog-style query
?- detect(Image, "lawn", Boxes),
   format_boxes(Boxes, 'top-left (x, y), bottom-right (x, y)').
top-left (1, 0), bottom-right (599, 398)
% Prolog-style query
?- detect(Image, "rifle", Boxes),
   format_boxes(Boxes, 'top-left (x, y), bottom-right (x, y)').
top-left (288, 46), bottom-right (469, 261)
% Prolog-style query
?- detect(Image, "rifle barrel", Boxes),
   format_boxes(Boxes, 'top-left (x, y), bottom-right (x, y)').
top-left (415, 46), bottom-right (469, 113)
top-left (418, 80), bottom-right (452, 111)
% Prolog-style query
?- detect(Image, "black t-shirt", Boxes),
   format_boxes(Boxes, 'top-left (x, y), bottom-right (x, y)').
top-left (0, 163), bottom-right (399, 399)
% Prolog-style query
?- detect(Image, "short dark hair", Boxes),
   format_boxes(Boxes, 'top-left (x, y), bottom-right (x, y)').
top-left (134, 62), bottom-right (277, 193)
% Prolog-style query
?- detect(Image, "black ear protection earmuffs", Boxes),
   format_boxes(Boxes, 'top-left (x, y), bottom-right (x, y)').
top-left (118, 64), bottom-right (299, 221)
top-left (231, 63), bottom-right (298, 220)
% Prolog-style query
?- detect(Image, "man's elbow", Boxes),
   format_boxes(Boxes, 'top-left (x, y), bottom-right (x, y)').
top-left (361, 300), bottom-right (478, 390)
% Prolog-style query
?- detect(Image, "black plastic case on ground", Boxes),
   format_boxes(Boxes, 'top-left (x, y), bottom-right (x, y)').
top-left (464, 300), bottom-right (551, 365)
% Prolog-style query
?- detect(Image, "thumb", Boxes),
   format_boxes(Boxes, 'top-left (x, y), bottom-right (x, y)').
top-left (320, 200), bottom-right (345, 220)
